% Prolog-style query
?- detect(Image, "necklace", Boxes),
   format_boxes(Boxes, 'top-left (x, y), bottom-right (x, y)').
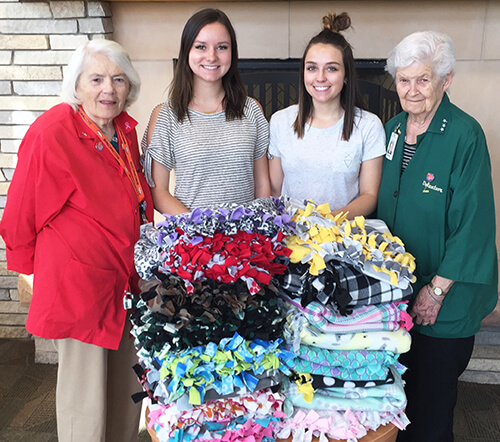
top-left (190, 96), bottom-right (224, 114)
top-left (204, 107), bottom-right (221, 115)
top-left (98, 125), bottom-right (115, 141)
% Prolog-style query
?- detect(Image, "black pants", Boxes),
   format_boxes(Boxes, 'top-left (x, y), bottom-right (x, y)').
top-left (396, 331), bottom-right (475, 442)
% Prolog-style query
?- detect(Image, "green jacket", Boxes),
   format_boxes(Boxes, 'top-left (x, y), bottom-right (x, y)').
top-left (377, 94), bottom-right (498, 338)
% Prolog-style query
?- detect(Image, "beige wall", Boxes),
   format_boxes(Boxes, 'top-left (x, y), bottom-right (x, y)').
top-left (112, 0), bottom-right (500, 265)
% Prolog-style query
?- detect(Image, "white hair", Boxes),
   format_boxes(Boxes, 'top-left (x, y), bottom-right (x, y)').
top-left (61, 39), bottom-right (141, 111)
top-left (386, 31), bottom-right (456, 79)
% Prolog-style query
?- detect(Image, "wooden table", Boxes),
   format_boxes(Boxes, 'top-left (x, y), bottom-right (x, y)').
top-left (146, 414), bottom-right (398, 442)
top-left (277, 423), bottom-right (398, 442)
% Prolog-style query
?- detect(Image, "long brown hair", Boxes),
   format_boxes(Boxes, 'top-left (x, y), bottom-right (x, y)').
top-left (169, 8), bottom-right (247, 122)
top-left (293, 12), bottom-right (366, 140)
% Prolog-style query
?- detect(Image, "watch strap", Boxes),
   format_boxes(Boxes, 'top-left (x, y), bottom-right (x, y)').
top-left (429, 281), bottom-right (445, 297)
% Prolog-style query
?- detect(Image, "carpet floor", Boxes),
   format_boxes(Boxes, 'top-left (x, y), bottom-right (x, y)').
top-left (1, 338), bottom-right (499, 442)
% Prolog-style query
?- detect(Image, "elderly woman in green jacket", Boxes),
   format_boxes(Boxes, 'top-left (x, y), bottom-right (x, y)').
top-left (377, 31), bottom-right (497, 442)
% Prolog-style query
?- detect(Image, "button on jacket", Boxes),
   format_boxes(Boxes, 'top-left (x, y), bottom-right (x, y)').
top-left (0, 103), bottom-right (154, 349)
top-left (377, 94), bottom-right (497, 338)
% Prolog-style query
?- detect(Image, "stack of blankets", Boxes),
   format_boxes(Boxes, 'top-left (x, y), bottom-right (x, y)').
top-left (128, 198), bottom-right (296, 441)
top-left (273, 199), bottom-right (414, 441)
top-left (128, 197), bottom-right (415, 442)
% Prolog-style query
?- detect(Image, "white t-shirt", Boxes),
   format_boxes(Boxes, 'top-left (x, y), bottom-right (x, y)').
top-left (269, 105), bottom-right (386, 211)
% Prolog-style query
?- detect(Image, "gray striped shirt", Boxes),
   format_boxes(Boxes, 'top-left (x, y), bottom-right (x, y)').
top-left (141, 97), bottom-right (269, 210)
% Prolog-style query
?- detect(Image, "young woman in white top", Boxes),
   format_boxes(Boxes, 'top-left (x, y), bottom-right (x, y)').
top-left (268, 12), bottom-right (385, 218)
top-left (142, 8), bottom-right (270, 215)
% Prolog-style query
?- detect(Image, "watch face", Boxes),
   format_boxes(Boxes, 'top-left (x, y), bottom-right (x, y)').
top-left (433, 287), bottom-right (444, 296)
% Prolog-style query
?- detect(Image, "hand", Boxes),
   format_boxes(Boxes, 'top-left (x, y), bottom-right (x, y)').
top-left (410, 285), bottom-right (442, 326)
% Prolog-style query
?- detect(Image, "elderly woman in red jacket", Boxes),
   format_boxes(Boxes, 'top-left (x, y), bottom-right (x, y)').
top-left (0, 40), bottom-right (153, 442)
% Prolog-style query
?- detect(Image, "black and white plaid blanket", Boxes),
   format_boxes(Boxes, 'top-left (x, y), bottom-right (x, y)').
top-left (275, 258), bottom-right (413, 310)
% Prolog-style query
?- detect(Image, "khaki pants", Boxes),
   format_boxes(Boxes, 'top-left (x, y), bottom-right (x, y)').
top-left (53, 323), bottom-right (141, 442)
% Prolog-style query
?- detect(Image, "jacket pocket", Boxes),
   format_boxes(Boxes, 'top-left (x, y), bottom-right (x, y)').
top-left (58, 258), bottom-right (118, 325)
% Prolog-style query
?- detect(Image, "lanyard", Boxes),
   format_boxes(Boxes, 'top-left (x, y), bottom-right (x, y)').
top-left (77, 106), bottom-right (149, 223)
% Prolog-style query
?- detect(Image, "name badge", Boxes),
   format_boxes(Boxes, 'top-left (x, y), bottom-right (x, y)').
top-left (386, 123), bottom-right (401, 161)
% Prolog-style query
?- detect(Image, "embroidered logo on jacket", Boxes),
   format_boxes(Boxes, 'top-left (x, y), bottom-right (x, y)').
top-left (422, 172), bottom-right (443, 193)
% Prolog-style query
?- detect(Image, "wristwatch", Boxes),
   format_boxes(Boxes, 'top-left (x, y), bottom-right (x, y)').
top-left (429, 281), bottom-right (445, 297)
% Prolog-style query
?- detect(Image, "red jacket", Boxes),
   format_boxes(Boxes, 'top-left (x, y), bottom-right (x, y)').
top-left (0, 103), bottom-right (153, 349)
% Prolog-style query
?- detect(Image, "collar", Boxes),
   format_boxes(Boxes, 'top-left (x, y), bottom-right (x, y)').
top-left (420, 93), bottom-right (451, 136)
top-left (389, 93), bottom-right (452, 138)
top-left (114, 110), bottom-right (138, 134)
top-left (73, 106), bottom-right (138, 140)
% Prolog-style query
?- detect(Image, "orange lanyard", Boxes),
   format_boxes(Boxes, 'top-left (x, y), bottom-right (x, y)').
top-left (77, 106), bottom-right (146, 206)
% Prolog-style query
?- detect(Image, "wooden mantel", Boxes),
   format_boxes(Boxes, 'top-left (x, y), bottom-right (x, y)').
top-left (107, 0), bottom-right (297, 2)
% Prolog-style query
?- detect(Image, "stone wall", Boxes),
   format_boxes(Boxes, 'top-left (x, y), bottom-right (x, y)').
top-left (0, 1), bottom-right (112, 315)
top-left (1, 0), bottom-right (500, 322)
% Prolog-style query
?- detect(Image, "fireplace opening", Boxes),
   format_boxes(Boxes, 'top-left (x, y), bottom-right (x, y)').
top-left (238, 58), bottom-right (400, 123)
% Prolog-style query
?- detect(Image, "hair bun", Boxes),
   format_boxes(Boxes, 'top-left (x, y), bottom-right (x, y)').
top-left (322, 12), bottom-right (351, 33)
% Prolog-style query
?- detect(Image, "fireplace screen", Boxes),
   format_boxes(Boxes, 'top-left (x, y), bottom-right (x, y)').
top-left (239, 58), bottom-right (400, 123)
